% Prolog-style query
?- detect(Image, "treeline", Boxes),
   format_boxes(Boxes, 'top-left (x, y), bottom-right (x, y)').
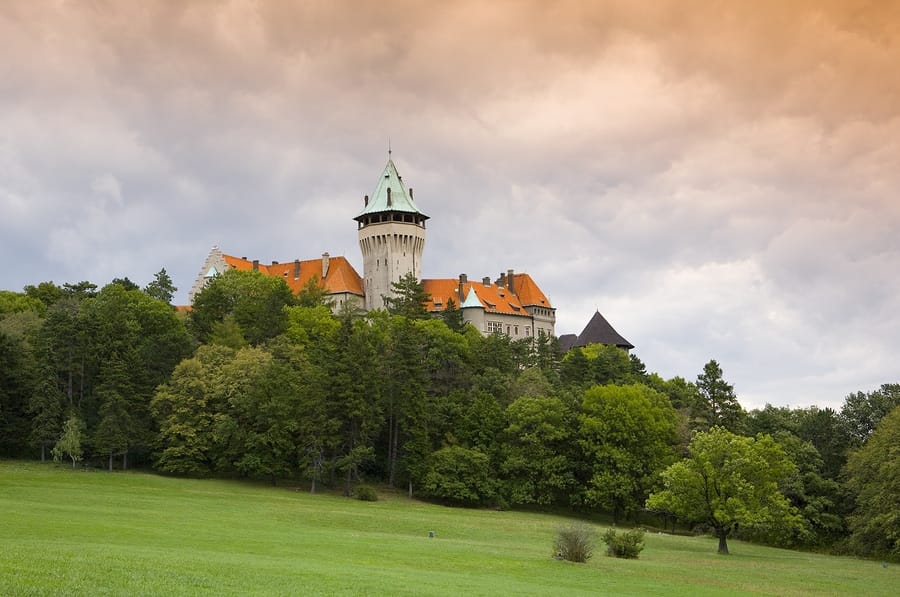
top-left (0, 269), bottom-right (898, 561)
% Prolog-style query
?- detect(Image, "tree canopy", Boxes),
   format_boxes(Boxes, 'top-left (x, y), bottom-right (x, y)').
top-left (646, 427), bottom-right (803, 554)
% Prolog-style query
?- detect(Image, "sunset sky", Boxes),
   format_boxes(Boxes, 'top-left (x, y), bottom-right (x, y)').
top-left (2, 1), bottom-right (898, 410)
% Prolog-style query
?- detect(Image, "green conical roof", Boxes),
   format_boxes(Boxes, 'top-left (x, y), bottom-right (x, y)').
top-left (356, 157), bottom-right (428, 218)
top-left (460, 288), bottom-right (483, 309)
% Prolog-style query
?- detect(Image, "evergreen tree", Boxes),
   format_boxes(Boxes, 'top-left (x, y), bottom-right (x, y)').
top-left (143, 268), bottom-right (177, 304)
top-left (440, 296), bottom-right (465, 332)
top-left (693, 360), bottom-right (746, 433)
top-left (382, 272), bottom-right (431, 319)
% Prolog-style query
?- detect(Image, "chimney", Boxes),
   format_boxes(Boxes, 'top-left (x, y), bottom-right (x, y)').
top-left (507, 269), bottom-right (515, 294)
top-left (293, 259), bottom-right (300, 280)
top-left (498, 272), bottom-right (507, 288)
top-left (482, 276), bottom-right (491, 287)
top-left (409, 187), bottom-right (414, 201)
top-left (322, 252), bottom-right (330, 278)
top-left (458, 274), bottom-right (467, 302)
top-left (272, 260), bottom-right (279, 265)
top-left (386, 187), bottom-right (392, 207)
top-left (252, 259), bottom-right (259, 271)
top-left (364, 194), bottom-right (369, 206)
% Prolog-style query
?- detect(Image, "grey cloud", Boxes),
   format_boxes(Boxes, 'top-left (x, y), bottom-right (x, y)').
top-left (1, 0), bottom-right (898, 411)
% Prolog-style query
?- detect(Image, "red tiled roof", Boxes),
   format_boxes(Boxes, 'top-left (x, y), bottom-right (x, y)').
top-left (221, 254), bottom-right (364, 296)
top-left (422, 276), bottom-right (551, 318)
top-left (510, 273), bottom-right (551, 308)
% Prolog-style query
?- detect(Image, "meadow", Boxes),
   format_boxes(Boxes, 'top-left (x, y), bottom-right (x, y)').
top-left (0, 461), bottom-right (895, 596)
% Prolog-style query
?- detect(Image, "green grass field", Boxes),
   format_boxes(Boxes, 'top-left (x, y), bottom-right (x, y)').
top-left (0, 461), bottom-right (895, 596)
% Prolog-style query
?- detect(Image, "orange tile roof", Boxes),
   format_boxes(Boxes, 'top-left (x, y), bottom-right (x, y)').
top-left (423, 276), bottom-right (552, 318)
top-left (221, 254), bottom-right (364, 296)
top-left (510, 273), bottom-right (552, 308)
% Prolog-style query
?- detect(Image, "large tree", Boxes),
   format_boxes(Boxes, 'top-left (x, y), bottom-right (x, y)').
top-left (844, 404), bottom-right (900, 561)
top-left (500, 395), bottom-right (576, 506)
top-left (579, 383), bottom-right (678, 521)
top-left (189, 269), bottom-right (295, 345)
top-left (646, 427), bottom-right (804, 554)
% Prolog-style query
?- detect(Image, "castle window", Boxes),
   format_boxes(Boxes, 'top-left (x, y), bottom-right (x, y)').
top-left (486, 321), bottom-right (503, 334)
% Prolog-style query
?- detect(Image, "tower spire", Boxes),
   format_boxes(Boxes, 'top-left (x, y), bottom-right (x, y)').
top-left (388, 137), bottom-right (392, 158)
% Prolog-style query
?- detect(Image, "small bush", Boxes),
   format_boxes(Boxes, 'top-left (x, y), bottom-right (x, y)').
top-left (354, 485), bottom-right (378, 502)
top-left (601, 528), bottom-right (646, 559)
top-left (554, 523), bottom-right (596, 563)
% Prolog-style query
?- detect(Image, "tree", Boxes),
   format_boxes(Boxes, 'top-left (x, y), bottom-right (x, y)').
top-left (152, 345), bottom-right (233, 476)
top-left (23, 281), bottom-right (64, 307)
top-left (28, 364), bottom-right (65, 461)
top-left (646, 427), bottom-right (803, 554)
top-left (844, 405), bottom-right (900, 561)
top-left (422, 445), bottom-right (497, 506)
top-left (0, 330), bottom-right (36, 456)
top-left (110, 277), bottom-right (140, 291)
top-left (767, 431), bottom-right (844, 547)
top-left (579, 384), bottom-right (678, 521)
top-left (794, 406), bottom-right (852, 480)
top-left (440, 296), bottom-right (465, 332)
top-left (692, 360), bottom-right (746, 433)
top-left (92, 354), bottom-right (135, 471)
top-left (382, 272), bottom-right (431, 319)
top-left (583, 343), bottom-right (632, 385)
top-left (190, 269), bottom-right (295, 345)
top-left (841, 384), bottom-right (900, 447)
top-left (500, 395), bottom-right (576, 506)
top-left (327, 311), bottom-right (383, 495)
top-left (52, 415), bottom-right (85, 469)
top-left (143, 268), bottom-right (177, 305)
top-left (296, 274), bottom-right (334, 309)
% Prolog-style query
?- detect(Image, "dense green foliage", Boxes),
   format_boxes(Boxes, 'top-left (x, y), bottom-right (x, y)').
top-left (1, 270), bottom-right (898, 560)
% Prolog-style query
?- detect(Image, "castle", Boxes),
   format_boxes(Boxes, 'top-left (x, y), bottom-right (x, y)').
top-left (189, 155), bottom-right (556, 340)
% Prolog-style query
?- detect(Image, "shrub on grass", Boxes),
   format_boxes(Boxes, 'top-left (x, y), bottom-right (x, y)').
top-left (601, 528), bottom-right (645, 559)
top-left (554, 523), bottom-right (596, 563)
top-left (355, 485), bottom-right (378, 502)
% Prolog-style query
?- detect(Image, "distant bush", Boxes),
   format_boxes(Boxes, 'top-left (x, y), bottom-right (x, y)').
top-left (554, 523), bottom-right (596, 563)
top-left (355, 485), bottom-right (378, 502)
top-left (601, 528), bottom-right (645, 559)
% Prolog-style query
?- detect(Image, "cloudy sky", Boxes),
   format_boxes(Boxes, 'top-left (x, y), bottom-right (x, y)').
top-left (2, 1), bottom-right (898, 410)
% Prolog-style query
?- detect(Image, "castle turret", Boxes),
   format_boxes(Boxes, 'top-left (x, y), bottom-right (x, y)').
top-left (354, 155), bottom-right (429, 311)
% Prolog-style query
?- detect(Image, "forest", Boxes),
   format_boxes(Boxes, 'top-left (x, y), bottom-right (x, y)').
top-left (0, 268), bottom-right (897, 561)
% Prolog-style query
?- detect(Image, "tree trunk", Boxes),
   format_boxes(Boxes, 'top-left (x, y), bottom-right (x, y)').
top-left (109, 454), bottom-right (113, 472)
top-left (41, 443), bottom-right (46, 462)
top-left (123, 452), bottom-right (127, 471)
top-left (717, 527), bottom-right (730, 555)
top-left (71, 456), bottom-right (76, 470)
top-left (408, 479), bottom-right (413, 499)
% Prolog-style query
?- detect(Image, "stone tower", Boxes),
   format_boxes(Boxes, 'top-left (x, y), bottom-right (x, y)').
top-left (354, 155), bottom-right (429, 311)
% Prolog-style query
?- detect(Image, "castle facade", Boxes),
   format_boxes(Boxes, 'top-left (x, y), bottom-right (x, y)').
top-left (189, 156), bottom-right (556, 340)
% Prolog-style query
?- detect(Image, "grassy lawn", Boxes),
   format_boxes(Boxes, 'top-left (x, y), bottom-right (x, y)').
top-left (0, 461), bottom-right (895, 596)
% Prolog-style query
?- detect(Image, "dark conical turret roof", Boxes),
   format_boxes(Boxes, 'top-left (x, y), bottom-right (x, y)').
top-left (574, 310), bottom-right (634, 350)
